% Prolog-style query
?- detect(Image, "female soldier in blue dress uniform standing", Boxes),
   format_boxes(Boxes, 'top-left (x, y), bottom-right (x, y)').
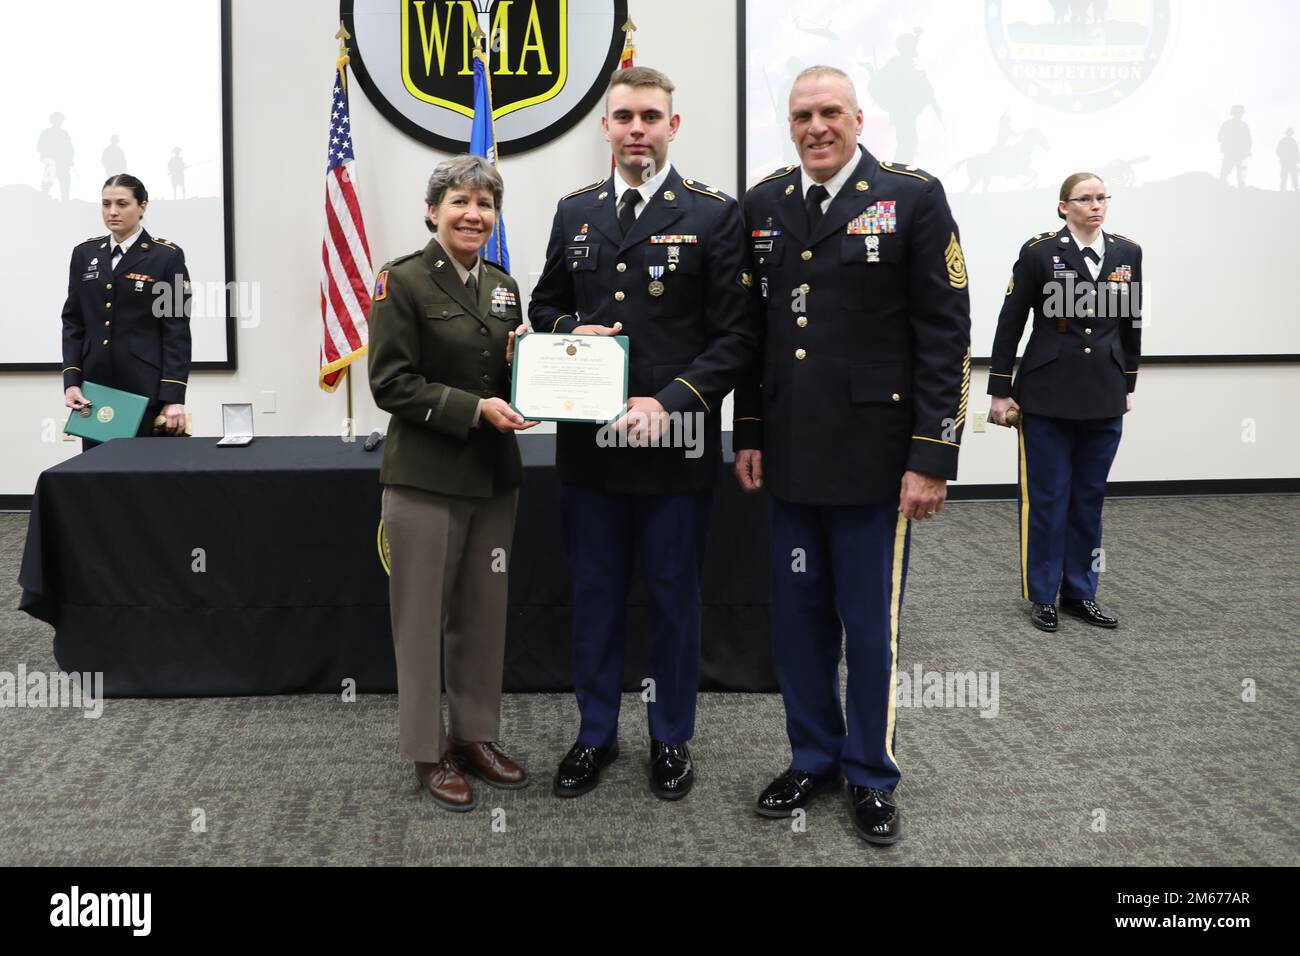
top-left (62, 174), bottom-right (191, 445)
top-left (987, 172), bottom-right (1142, 632)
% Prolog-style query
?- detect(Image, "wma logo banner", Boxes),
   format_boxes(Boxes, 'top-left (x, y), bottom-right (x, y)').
top-left (342, 0), bottom-right (628, 154)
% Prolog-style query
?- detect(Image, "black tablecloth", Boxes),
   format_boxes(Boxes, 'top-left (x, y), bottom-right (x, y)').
top-left (18, 435), bottom-right (774, 696)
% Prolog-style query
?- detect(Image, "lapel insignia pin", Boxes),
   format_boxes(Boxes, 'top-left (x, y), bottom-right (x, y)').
top-left (663, 190), bottom-right (675, 201)
top-left (855, 180), bottom-right (869, 191)
top-left (784, 184), bottom-right (795, 195)
top-left (598, 191), bottom-right (609, 200)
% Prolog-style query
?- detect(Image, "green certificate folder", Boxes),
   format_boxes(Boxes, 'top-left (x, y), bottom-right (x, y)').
top-left (64, 381), bottom-right (149, 442)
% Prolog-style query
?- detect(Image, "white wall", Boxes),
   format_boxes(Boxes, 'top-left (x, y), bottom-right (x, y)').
top-left (1, 0), bottom-right (1295, 495)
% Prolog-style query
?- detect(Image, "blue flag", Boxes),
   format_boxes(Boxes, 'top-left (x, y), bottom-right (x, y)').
top-left (470, 51), bottom-right (510, 272)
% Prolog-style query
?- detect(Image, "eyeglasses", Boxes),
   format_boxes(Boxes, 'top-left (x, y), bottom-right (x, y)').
top-left (1066, 195), bottom-right (1112, 206)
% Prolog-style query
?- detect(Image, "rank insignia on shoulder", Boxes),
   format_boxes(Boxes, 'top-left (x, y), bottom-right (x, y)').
top-left (1005, 275), bottom-right (1015, 296)
top-left (944, 233), bottom-right (968, 290)
top-left (374, 270), bottom-right (389, 301)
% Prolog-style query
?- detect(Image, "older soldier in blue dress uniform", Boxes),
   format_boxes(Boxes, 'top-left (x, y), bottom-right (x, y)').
top-left (528, 67), bottom-right (757, 801)
top-left (987, 172), bottom-right (1141, 633)
top-left (734, 66), bottom-right (971, 844)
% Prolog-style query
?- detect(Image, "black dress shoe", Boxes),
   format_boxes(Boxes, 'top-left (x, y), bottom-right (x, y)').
top-left (649, 740), bottom-right (694, 800)
top-left (1030, 602), bottom-right (1058, 632)
top-left (553, 741), bottom-right (619, 798)
top-left (849, 785), bottom-right (903, 845)
top-left (755, 768), bottom-right (841, 818)
top-left (1060, 598), bottom-right (1119, 628)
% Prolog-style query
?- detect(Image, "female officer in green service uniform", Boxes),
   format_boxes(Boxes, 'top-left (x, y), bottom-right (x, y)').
top-left (368, 154), bottom-right (536, 812)
top-left (61, 174), bottom-right (192, 446)
top-left (987, 172), bottom-right (1142, 633)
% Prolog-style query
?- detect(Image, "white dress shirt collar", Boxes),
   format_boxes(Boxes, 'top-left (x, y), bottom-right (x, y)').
top-left (111, 227), bottom-right (143, 256)
top-left (614, 160), bottom-right (673, 213)
top-left (1068, 229), bottom-right (1106, 259)
top-left (801, 151), bottom-right (858, 207)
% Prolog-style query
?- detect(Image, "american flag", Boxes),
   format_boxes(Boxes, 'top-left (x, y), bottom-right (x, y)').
top-left (318, 59), bottom-right (373, 392)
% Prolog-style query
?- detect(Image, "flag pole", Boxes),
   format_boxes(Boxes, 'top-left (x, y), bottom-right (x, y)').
top-left (336, 21), bottom-right (356, 439)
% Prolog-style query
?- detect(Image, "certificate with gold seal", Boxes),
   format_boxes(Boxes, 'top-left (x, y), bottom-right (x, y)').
top-left (510, 333), bottom-right (629, 423)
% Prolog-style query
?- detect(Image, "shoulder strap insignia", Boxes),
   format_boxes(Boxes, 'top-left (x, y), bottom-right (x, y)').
top-left (388, 250), bottom-right (422, 268)
top-left (84, 234), bottom-right (109, 244)
top-left (152, 237), bottom-right (178, 250)
top-left (682, 178), bottom-right (728, 202)
top-left (753, 164), bottom-right (797, 187)
top-left (1108, 231), bottom-right (1136, 245)
top-left (1026, 231), bottom-right (1057, 247)
top-left (880, 161), bottom-right (930, 183)
top-left (560, 179), bottom-right (605, 201)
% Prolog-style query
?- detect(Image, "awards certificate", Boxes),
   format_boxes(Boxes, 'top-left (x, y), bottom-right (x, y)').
top-left (510, 333), bottom-right (630, 423)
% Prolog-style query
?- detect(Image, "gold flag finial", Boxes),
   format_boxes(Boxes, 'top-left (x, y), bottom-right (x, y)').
top-left (622, 18), bottom-right (637, 33)
top-left (335, 21), bottom-right (353, 75)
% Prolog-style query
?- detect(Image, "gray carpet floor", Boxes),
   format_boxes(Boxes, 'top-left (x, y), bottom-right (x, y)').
top-left (1, 497), bottom-right (1297, 866)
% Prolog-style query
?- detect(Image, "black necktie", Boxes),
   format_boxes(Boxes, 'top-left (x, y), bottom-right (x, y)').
top-left (465, 272), bottom-right (478, 296)
top-left (617, 191), bottom-right (641, 236)
top-left (805, 184), bottom-right (829, 229)
top-left (113, 244), bottom-right (124, 264)
top-left (1082, 247), bottom-right (1100, 263)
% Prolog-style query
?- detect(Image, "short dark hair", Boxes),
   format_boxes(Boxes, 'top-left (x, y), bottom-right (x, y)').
top-left (1058, 171), bottom-right (1104, 220)
top-left (606, 65), bottom-right (675, 112)
top-left (102, 173), bottom-right (148, 205)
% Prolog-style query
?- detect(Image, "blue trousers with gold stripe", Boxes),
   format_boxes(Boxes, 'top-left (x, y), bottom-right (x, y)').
top-left (1017, 413), bottom-right (1123, 604)
top-left (560, 484), bottom-right (712, 748)
top-left (769, 497), bottom-right (911, 793)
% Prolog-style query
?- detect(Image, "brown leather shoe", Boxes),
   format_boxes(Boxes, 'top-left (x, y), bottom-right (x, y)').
top-left (447, 738), bottom-right (530, 790)
top-left (414, 758), bottom-right (477, 812)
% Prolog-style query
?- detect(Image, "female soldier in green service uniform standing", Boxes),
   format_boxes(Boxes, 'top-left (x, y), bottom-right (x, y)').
top-left (368, 154), bottom-right (536, 812)
top-left (61, 174), bottom-right (192, 447)
top-left (987, 172), bottom-right (1142, 633)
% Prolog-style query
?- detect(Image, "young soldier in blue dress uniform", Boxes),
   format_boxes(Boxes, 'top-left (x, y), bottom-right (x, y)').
top-left (62, 174), bottom-right (191, 445)
top-left (733, 66), bottom-right (971, 844)
top-left (987, 172), bottom-right (1141, 632)
top-left (527, 67), bottom-right (757, 801)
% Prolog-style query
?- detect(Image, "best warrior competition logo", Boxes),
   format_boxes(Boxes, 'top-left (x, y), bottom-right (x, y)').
top-left (342, 0), bottom-right (628, 153)
top-left (986, 0), bottom-right (1170, 112)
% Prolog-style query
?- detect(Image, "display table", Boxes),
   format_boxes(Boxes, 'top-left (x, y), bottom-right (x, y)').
top-left (18, 435), bottom-right (775, 696)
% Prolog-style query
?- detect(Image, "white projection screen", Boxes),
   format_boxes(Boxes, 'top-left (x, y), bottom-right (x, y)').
top-left (741, 0), bottom-right (1300, 361)
top-left (0, 0), bottom-right (233, 371)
